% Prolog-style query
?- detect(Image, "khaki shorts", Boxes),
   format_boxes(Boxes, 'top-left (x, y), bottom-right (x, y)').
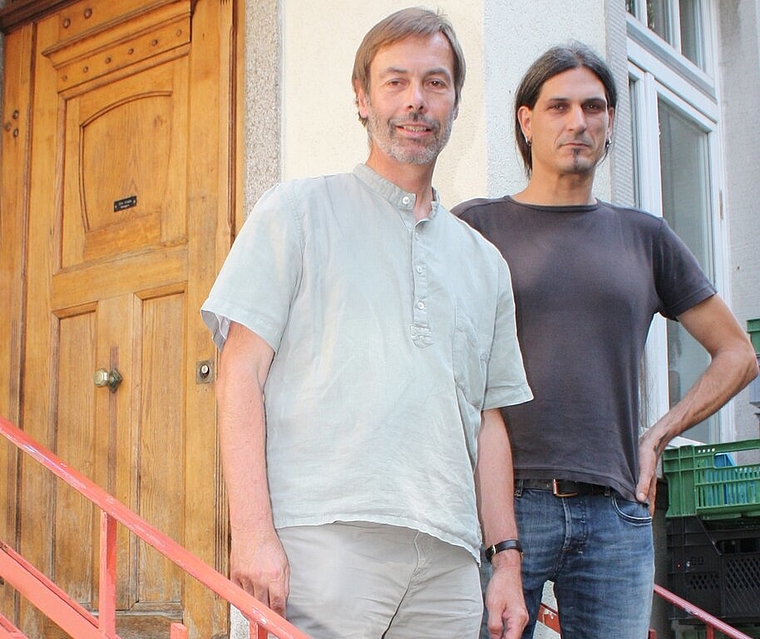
top-left (278, 521), bottom-right (482, 639)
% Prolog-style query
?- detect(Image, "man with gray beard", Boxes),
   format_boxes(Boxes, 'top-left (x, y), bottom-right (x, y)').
top-left (202, 8), bottom-right (533, 639)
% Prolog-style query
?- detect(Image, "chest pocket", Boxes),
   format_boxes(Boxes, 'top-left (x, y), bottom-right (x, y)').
top-left (453, 311), bottom-right (489, 410)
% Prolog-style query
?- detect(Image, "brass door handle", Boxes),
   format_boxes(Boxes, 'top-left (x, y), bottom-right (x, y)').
top-left (93, 368), bottom-right (123, 393)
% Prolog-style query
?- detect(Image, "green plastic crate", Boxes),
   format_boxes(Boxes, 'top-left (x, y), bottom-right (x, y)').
top-left (675, 624), bottom-right (760, 639)
top-left (663, 439), bottom-right (760, 519)
top-left (748, 318), bottom-right (760, 354)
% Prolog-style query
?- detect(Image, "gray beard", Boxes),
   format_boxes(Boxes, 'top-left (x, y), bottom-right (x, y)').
top-left (367, 111), bottom-right (453, 165)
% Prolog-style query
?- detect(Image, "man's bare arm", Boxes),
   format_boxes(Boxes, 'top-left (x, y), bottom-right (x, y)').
top-left (475, 408), bottom-right (528, 639)
top-left (216, 321), bottom-right (289, 617)
top-left (637, 295), bottom-right (758, 504)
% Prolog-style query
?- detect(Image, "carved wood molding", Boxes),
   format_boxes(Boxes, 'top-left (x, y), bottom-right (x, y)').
top-left (0, 0), bottom-right (197, 35)
top-left (0, 0), bottom-right (80, 33)
top-left (42, 1), bottom-right (193, 92)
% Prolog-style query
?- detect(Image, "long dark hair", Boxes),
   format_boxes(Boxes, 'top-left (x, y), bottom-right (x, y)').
top-left (515, 41), bottom-right (618, 175)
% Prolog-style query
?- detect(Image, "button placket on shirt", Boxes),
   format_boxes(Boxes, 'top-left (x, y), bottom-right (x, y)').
top-left (410, 217), bottom-right (431, 347)
top-left (394, 189), bottom-right (433, 348)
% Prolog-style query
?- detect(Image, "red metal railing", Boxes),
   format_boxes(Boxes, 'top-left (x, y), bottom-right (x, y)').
top-left (653, 584), bottom-right (756, 639)
top-left (0, 415), bottom-right (310, 639)
top-left (525, 577), bottom-right (756, 638)
top-left (1, 414), bottom-right (756, 639)
top-left (538, 601), bottom-right (561, 632)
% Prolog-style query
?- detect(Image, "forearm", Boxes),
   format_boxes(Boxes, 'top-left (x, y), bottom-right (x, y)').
top-left (215, 323), bottom-right (291, 613)
top-left (216, 323), bottom-right (277, 538)
top-left (476, 408), bottom-right (527, 638)
top-left (218, 379), bottom-right (273, 537)
top-left (636, 297), bottom-right (758, 505)
top-left (475, 408), bottom-right (519, 546)
top-left (642, 343), bottom-right (757, 456)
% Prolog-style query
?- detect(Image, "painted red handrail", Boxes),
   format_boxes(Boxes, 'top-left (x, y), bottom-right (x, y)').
top-left (654, 584), bottom-right (756, 639)
top-left (524, 577), bottom-right (756, 638)
top-left (0, 611), bottom-right (27, 638)
top-left (538, 601), bottom-right (560, 632)
top-left (0, 415), bottom-right (310, 639)
top-left (2, 415), bottom-right (756, 639)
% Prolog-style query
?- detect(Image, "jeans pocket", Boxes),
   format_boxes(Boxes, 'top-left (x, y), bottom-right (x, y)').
top-left (611, 493), bottom-right (652, 526)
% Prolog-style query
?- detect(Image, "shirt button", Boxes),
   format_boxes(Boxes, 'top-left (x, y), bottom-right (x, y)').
top-left (416, 301), bottom-right (425, 310)
top-left (416, 265), bottom-right (424, 273)
top-left (414, 232), bottom-right (420, 240)
top-left (402, 196), bottom-right (411, 205)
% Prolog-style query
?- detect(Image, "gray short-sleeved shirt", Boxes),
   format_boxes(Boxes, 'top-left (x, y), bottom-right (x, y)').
top-left (202, 165), bottom-right (532, 558)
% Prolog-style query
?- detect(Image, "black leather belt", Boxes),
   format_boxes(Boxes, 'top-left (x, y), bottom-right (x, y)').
top-left (518, 478), bottom-right (609, 498)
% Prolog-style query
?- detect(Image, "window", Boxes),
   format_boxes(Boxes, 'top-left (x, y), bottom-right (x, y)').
top-left (627, 0), bottom-right (708, 70)
top-left (659, 99), bottom-right (716, 442)
top-left (628, 2), bottom-right (729, 443)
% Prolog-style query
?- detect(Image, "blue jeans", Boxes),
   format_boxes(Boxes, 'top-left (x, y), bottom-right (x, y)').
top-left (481, 483), bottom-right (654, 639)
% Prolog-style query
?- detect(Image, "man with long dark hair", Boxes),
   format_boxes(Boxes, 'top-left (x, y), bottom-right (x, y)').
top-left (455, 42), bottom-right (757, 639)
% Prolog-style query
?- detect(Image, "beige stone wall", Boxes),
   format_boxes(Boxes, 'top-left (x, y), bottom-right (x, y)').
top-left (247, 0), bottom-right (623, 208)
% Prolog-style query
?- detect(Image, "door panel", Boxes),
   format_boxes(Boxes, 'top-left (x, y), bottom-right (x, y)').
top-left (136, 291), bottom-right (185, 607)
top-left (4, 1), bottom-right (236, 637)
top-left (54, 310), bottom-right (98, 604)
top-left (62, 61), bottom-right (189, 267)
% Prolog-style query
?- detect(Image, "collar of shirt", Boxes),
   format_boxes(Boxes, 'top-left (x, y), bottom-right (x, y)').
top-left (353, 163), bottom-right (441, 221)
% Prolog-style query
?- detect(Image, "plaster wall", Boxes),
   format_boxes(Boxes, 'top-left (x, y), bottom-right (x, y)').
top-left (718, 0), bottom-right (760, 439)
top-left (277, 0), bottom-right (623, 209)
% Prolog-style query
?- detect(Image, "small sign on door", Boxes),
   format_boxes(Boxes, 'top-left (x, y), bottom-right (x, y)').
top-left (114, 195), bottom-right (137, 212)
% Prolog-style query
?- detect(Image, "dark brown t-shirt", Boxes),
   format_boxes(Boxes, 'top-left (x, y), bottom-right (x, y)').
top-left (454, 196), bottom-right (715, 501)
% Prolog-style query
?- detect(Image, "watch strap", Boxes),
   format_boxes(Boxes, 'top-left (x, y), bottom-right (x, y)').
top-left (485, 538), bottom-right (523, 562)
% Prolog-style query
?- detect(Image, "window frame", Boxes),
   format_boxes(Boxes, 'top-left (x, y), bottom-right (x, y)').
top-left (627, 2), bottom-right (735, 443)
top-left (627, 0), bottom-right (715, 74)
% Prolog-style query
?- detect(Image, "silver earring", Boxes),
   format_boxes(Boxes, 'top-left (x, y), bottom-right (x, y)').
top-left (605, 138), bottom-right (611, 150)
top-left (524, 134), bottom-right (531, 147)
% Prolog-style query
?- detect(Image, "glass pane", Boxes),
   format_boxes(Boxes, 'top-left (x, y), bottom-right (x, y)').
top-left (647, 0), bottom-right (671, 41)
top-left (626, 0), bottom-right (636, 15)
top-left (679, 0), bottom-right (704, 68)
top-left (658, 98), bottom-right (715, 442)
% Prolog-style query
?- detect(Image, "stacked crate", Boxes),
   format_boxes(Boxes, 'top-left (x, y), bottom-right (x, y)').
top-left (663, 439), bottom-right (760, 628)
top-left (672, 624), bottom-right (760, 639)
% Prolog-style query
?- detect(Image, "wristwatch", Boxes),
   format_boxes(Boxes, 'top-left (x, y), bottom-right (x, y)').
top-left (485, 538), bottom-right (523, 562)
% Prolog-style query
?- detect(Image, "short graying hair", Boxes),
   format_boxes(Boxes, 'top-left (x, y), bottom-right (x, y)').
top-left (351, 7), bottom-right (466, 127)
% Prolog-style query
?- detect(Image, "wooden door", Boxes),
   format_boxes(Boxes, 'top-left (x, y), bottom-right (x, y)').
top-left (0, 1), bottom-right (238, 637)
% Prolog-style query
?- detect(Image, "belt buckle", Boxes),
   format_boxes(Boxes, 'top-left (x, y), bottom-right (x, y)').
top-left (552, 479), bottom-right (578, 498)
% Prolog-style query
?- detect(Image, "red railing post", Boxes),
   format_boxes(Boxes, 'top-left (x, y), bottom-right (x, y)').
top-left (99, 511), bottom-right (118, 637)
